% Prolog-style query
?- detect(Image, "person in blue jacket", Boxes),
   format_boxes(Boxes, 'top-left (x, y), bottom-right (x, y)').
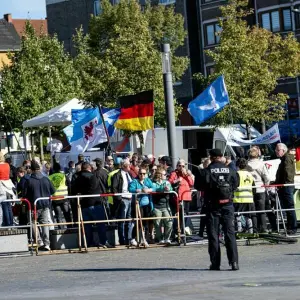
top-left (129, 167), bottom-right (155, 246)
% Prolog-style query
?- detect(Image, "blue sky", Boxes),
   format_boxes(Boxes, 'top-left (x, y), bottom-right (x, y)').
top-left (0, 0), bottom-right (46, 19)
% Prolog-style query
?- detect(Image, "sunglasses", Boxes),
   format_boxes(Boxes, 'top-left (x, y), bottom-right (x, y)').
top-left (139, 173), bottom-right (146, 175)
top-left (178, 165), bottom-right (185, 167)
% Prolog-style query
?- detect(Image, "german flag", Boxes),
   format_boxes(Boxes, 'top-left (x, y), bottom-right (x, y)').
top-left (114, 90), bottom-right (154, 131)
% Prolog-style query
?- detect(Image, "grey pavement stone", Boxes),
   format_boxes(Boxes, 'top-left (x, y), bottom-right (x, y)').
top-left (0, 243), bottom-right (300, 299)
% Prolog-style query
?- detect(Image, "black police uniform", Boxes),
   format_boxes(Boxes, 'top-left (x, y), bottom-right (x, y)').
top-left (195, 160), bottom-right (239, 270)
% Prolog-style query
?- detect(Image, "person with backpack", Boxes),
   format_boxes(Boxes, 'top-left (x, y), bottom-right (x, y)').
top-left (194, 149), bottom-right (239, 271)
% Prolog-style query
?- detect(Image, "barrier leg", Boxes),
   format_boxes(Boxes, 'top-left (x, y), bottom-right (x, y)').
top-left (276, 192), bottom-right (287, 236)
top-left (181, 202), bottom-right (187, 246)
top-left (77, 197), bottom-right (82, 251)
top-left (177, 203), bottom-right (181, 245)
top-left (276, 192), bottom-right (280, 233)
top-left (135, 201), bottom-right (139, 245)
top-left (34, 211), bottom-right (39, 255)
top-left (78, 203), bottom-right (88, 252)
top-left (137, 204), bottom-right (147, 248)
top-left (28, 209), bottom-right (33, 255)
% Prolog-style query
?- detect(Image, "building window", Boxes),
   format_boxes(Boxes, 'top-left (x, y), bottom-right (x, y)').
top-left (205, 23), bottom-right (221, 46)
top-left (260, 9), bottom-right (292, 32)
top-left (159, 0), bottom-right (176, 4)
top-left (283, 9), bottom-right (292, 31)
top-left (206, 65), bottom-right (215, 76)
top-left (94, 0), bottom-right (101, 16)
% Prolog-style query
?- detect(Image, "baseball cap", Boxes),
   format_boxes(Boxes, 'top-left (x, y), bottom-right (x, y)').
top-left (78, 154), bottom-right (84, 158)
top-left (209, 149), bottom-right (223, 157)
top-left (107, 156), bottom-right (113, 160)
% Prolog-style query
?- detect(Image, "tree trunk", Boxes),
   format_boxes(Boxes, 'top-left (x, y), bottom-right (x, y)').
top-left (31, 131), bottom-right (35, 158)
top-left (261, 119), bottom-right (266, 133)
top-left (5, 131), bottom-right (10, 153)
top-left (40, 132), bottom-right (44, 161)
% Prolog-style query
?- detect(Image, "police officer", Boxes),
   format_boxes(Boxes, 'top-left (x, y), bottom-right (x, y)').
top-left (195, 149), bottom-right (239, 271)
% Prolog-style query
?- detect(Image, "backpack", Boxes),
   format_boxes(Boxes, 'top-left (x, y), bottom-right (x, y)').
top-left (209, 172), bottom-right (232, 201)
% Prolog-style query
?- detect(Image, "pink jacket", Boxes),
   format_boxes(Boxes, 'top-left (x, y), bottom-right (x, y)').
top-left (169, 170), bottom-right (194, 201)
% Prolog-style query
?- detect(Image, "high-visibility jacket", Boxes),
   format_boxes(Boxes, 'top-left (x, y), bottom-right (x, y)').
top-left (49, 172), bottom-right (68, 199)
top-left (107, 169), bottom-right (119, 204)
top-left (233, 170), bottom-right (254, 203)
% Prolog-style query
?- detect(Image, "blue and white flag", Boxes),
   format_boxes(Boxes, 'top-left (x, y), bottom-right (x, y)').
top-left (188, 75), bottom-right (229, 125)
top-left (63, 107), bottom-right (120, 153)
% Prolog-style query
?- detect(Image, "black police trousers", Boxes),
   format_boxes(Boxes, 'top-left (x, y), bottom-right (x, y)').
top-left (206, 204), bottom-right (238, 267)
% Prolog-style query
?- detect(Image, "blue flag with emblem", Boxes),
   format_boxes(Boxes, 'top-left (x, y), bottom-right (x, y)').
top-left (188, 75), bottom-right (229, 125)
top-left (63, 107), bottom-right (120, 153)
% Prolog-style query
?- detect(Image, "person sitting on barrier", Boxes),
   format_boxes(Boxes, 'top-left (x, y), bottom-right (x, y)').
top-left (247, 147), bottom-right (270, 233)
top-left (275, 143), bottom-right (297, 235)
top-left (234, 159), bottom-right (257, 234)
top-left (49, 163), bottom-right (72, 229)
top-left (24, 160), bottom-right (55, 251)
top-left (152, 167), bottom-right (173, 244)
top-left (73, 162), bottom-right (110, 248)
top-left (129, 167), bottom-right (155, 247)
top-left (111, 159), bottom-right (136, 246)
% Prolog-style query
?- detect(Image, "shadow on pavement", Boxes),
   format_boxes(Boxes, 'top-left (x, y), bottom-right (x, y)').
top-left (285, 253), bottom-right (300, 256)
top-left (50, 267), bottom-right (208, 272)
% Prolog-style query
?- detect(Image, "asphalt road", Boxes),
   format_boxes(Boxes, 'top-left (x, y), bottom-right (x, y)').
top-left (1, 241), bottom-right (300, 300)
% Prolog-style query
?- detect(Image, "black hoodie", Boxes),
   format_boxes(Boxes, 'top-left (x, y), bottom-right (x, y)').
top-left (24, 172), bottom-right (55, 209)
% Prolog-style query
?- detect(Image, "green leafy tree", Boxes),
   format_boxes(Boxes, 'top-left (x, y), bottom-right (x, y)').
top-left (203, 0), bottom-right (300, 135)
top-left (74, 0), bottom-right (188, 126)
top-left (0, 21), bottom-right (82, 130)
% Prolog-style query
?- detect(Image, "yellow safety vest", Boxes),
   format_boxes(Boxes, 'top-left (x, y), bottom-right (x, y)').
top-left (107, 169), bottom-right (119, 204)
top-left (233, 170), bottom-right (254, 203)
top-left (49, 173), bottom-right (68, 199)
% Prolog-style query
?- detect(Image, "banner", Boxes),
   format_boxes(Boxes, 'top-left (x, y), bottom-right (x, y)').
top-left (227, 124), bottom-right (281, 146)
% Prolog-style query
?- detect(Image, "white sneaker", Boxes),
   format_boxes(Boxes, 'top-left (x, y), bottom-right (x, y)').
top-left (158, 240), bottom-right (165, 245)
top-left (43, 245), bottom-right (51, 251)
top-left (140, 241), bottom-right (149, 247)
top-left (130, 239), bottom-right (138, 246)
top-left (164, 239), bottom-right (171, 245)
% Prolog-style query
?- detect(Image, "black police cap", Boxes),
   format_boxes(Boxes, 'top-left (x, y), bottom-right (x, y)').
top-left (209, 149), bottom-right (223, 157)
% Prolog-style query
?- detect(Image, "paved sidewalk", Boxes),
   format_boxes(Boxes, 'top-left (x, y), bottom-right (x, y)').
top-left (0, 242), bottom-right (300, 299)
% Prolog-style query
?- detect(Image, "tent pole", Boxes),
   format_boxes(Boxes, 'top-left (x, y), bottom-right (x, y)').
top-left (23, 128), bottom-right (28, 160)
top-left (49, 125), bottom-right (53, 166)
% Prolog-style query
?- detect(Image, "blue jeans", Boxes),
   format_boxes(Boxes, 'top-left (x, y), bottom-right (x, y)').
top-left (117, 198), bottom-right (133, 245)
top-left (278, 186), bottom-right (297, 231)
top-left (1, 202), bottom-right (13, 226)
top-left (82, 205), bottom-right (107, 247)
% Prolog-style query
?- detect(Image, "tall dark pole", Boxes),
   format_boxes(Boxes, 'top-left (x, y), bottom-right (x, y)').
top-left (161, 43), bottom-right (177, 169)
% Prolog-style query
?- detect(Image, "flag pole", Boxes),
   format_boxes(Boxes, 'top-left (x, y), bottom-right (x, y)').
top-left (97, 104), bottom-right (112, 155)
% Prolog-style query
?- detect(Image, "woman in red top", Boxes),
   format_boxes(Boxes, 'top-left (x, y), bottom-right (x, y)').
top-left (0, 152), bottom-right (14, 226)
top-left (0, 152), bottom-right (10, 180)
top-left (169, 159), bottom-right (194, 214)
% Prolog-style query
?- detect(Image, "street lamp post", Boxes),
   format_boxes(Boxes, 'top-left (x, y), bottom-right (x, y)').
top-left (161, 43), bottom-right (177, 169)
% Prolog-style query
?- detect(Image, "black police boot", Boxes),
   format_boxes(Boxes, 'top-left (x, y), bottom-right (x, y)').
top-left (231, 262), bottom-right (239, 271)
top-left (209, 264), bottom-right (220, 271)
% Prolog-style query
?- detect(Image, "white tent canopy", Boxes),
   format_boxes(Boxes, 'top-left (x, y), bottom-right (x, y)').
top-left (22, 98), bottom-right (85, 128)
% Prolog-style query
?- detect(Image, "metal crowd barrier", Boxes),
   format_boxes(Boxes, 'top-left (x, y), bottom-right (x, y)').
top-left (0, 198), bottom-right (33, 258)
top-left (33, 191), bottom-right (179, 255)
top-left (180, 183), bottom-right (300, 244)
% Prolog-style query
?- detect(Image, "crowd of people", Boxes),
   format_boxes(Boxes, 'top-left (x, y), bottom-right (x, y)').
top-left (0, 142), bottom-right (297, 264)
